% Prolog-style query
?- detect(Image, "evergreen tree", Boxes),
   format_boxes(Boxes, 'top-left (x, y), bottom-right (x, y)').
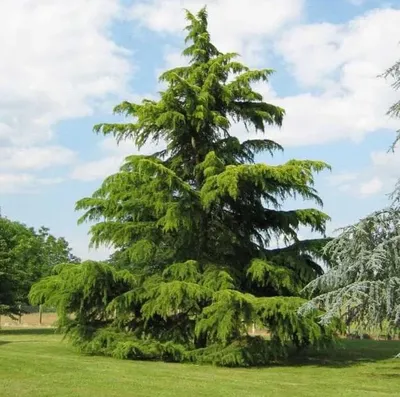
top-left (301, 190), bottom-right (400, 340)
top-left (31, 8), bottom-right (338, 366)
top-left (301, 55), bottom-right (400, 341)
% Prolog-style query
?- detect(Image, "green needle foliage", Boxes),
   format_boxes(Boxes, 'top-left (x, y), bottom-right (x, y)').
top-left (297, 55), bottom-right (400, 349)
top-left (301, 189), bottom-right (400, 342)
top-left (300, 55), bottom-right (400, 341)
top-left (31, 7), bottom-right (338, 366)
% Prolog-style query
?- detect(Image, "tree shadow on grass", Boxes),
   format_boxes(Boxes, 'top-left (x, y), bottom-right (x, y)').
top-left (0, 329), bottom-right (399, 370)
top-left (0, 328), bottom-right (56, 336)
top-left (282, 339), bottom-right (400, 368)
top-left (377, 373), bottom-right (400, 378)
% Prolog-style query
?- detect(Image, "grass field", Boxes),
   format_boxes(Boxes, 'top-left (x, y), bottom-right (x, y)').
top-left (1, 329), bottom-right (400, 397)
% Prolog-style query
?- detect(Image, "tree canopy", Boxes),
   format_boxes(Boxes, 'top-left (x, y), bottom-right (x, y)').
top-left (0, 214), bottom-right (79, 316)
top-left (301, 198), bottom-right (400, 337)
top-left (31, 7), bottom-right (338, 366)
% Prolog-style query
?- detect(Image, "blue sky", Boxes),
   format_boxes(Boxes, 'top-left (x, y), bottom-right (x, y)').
top-left (0, 0), bottom-right (399, 259)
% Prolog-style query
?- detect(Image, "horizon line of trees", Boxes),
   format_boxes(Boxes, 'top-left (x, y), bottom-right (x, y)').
top-left (0, 213), bottom-right (80, 316)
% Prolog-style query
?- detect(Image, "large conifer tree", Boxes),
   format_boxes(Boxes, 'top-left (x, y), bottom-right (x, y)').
top-left (31, 8), bottom-right (338, 366)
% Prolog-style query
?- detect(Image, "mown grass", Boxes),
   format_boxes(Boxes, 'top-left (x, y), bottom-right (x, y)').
top-left (0, 329), bottom-right (399, 397)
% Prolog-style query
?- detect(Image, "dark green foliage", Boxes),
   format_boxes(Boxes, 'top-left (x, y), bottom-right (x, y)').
top-left (75, 327), bottom-right (186, 362)
top-left (31, 7), bottom-right (338, 366)
top-left (0, 237), bottom-right (18, 316)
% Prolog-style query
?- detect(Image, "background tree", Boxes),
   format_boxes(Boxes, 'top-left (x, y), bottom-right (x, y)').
top-left (0, 214), bottom-right (79, 315)
top-left (301, 54), bottom-right (400, 340)
top-left (0, 236), bottom-right (18, 316)
top-left (31, 7), bottom-right (338, 366)
top-left (301, 202), bottom-right (400, 338)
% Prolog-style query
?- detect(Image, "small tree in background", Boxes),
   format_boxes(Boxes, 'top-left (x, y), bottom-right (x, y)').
top-left (31, 7), bottom-right (339, 366)
top-left (0, 214), bottom-right (80, 316)
top-left (0, 236), bottom-right (19, 317)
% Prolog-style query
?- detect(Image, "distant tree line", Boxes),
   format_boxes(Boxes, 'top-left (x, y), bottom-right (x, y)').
top-left (0, 214), bottom-right (80, 316)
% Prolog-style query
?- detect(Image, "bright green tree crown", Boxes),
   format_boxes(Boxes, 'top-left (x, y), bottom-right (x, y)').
top-left (76, 7), bottom-right (330, 285)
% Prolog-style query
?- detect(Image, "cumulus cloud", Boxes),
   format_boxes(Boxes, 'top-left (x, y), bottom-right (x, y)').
top-left (358, 149), bottom-right (400, 197)
top-left (370, 149), bottom-right (400, 178)
top-left (269, 8), bottom-right (400, 146)
top-left (0, 173), bottom-right (64, 194)
top-left (0, 146), bottom-right (76, 171)
top-left (326, 148), bottom-right (400, 198)
top-left (0, 0), bottom-right (133, 191)
top-left (70, 156), bottom-right (124, 182)
top-left (1, 0), bottom-right (131, 144)
top-left (276, 9), bottom-right (400, 89)
top-left (359, 177), bottom-right (384, 196)
top-left (68, 237), bottom-right (115, 262)
top-left (131, 0), bottom-right (305, 65)
top-left (326, 172), bottom-right (358, 193)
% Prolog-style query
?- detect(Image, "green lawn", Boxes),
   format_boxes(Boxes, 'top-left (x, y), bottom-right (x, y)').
top-left (0, 329), bottom-right (399, 397)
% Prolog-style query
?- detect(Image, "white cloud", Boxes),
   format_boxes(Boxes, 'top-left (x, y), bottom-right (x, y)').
top-left (360, 149), bottom-right (400, 196)
top-left (131, 0), bottom-right (305, 65)
top-left (69, 238), bottom-right (115, 262)
top-left (0, 146), bottom-right (76, 171)
top-left (326, 149), bottom-right (400, 198)
top-left (326, 172), bottom-right (359, 193)
top-left (0, 0), bottom-right (133, 184)
top-left (154, 46), bottom-right (189, 86)
top-left (1, 0), bottom-right (131, 145)
top-left (213, 7), bottom-right (400, 147)
top-left (276, 9), bottom-right (400, 89)
top-left (162, 47), bottom-right (189, 71)
top-left (70, 156), bottom-right (124, 182)
top-left (370, 149), bottom-right (400, 178)
top-left (359, 177), bottom-right (383, 196)
top-left (71, 135), bottom-right (166, 182)
top-left (268, 8), bottom-right (400, 146)
top-left (132, 0), bottom-right (304, 34)
top-left (328, 172), bottom-right (359, 186)
top-left (0, 173), bottom-right (64, 194)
